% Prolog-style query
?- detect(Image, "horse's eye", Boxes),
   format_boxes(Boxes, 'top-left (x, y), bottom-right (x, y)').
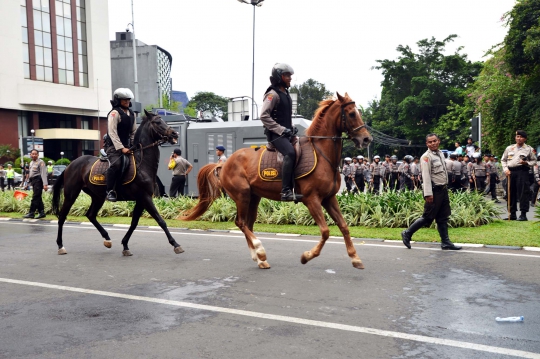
top-left (349, 112), bottom-right (356, 118)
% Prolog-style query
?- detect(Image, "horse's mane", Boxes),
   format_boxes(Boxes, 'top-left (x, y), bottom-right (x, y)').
top-left (305, 98), bottom-right (337, 137)
top-left (133, 116), bottom-right (150, 147)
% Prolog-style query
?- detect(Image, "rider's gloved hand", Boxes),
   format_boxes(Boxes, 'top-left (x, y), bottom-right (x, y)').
top-left (282, 128), bottom-right (293, 138)
top-left (292, 126), bottom-right (299, 136)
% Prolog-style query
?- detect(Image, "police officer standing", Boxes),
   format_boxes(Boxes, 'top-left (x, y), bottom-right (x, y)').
top-left (469, 153), bottom-right (487, 193)
top-left (105, 88), bottom-right (137, 202)
top-left (23, 149), bottom-right (48, 219)
top-left (5, 164), bottom-right (15, 190)
top-left (168, 148), bottom-right (193, 197)
top-left (342, 157), bottom-right (353, 192)
top-left (0, 164), bottom-right (5, 191)
top-left (399, 155), bottom-right (414, 191)
top-left (47, 160), bottom-right (54, 183)
top-left (260, 63), bottom-right (302, 201)
top-left (401, 134), bottom-right (461, 250)
top-left (533, 154), bottom-right (540, 206)
top-left (216, 146), bottom-right (227, 164)
top-left (370, 155), bottom-right (382, 194)
top-left (501, 130), bottom-right (537, 220)
top-left (355, 156), bottom-right (365, 193)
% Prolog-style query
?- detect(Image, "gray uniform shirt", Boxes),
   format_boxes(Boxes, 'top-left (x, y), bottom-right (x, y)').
top-left (370, 162), bottom-right (382, 176)
top-left (342, 164), bottom-right (353, 176)
top-left (451, 160), bottom-right (462, 176)
top-left (0, 169), bottom-right (5, 178)
top-left (501, 144), bottom-right (537, 171)
top-left (260, 89), bottom-right (287, 135)
top-left (28, 159), bottom-right (48, 185)
top-left (420, 149), bottom-right (448, 197)
top-left (171, 157), bottom-right (192, 176)
top-left (107, 109), bottom-right (137, 151)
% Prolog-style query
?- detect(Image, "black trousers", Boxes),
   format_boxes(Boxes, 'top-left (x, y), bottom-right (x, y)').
top-left (29, 177), bottom-right (44, 213)
top-left (508, 169), bottom-right (531, 213)
top-left (0, 177), bottom-right (4, 191)
top-left (169, 175), bottom-right (186, 197)
top-left (354, 174), bottom-right (364, 193)
top-left (422, 186), bottom-right (451, 225)
top-left (488, 174), bottom-right (498, 199)
top-left (372, 175), bottom-right (381, 194)
top-left (475, 176), bottom-right (486, 193)
top-left (6, 178), bottom-right (14, 190)
top-left (268, 133), bottom-right (295, 190)
top-left (390, 173), bottom-right (399, 191)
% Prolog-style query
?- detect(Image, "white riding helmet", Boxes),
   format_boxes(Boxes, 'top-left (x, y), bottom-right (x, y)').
top-left (113, 88), bottom-right (134, 100)
top-left (344, 157), bottom-right (352, 162)
top-left (374, 155), bottom-right (380, 160)
top-left (357, 155), bottom-right (364, 160)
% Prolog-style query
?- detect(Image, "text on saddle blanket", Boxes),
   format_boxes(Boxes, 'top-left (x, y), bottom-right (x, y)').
top-left (258, 137), bottom-right (317, 181)
top-left (89, 154), bottom-right (136, 185)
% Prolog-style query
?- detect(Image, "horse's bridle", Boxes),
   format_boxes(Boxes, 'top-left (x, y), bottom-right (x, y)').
top-left (340, 101), bottom-right (366, 138)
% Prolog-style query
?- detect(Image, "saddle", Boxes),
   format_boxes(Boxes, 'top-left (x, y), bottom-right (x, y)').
top-left (89, 154), bottom-right (136, 186)
top-left (258, 137), bottom-right (317, 181)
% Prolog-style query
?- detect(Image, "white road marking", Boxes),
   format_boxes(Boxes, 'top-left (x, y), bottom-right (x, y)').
top-left (0, 277), bottom-right (538, 359)
top-left (1, 222), bottom-right (540, 259)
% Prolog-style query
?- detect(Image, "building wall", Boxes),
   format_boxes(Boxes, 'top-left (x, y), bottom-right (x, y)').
top-left (110, 39), bottom-right (159, 109)
top-left (0, 0), bottom-right (112, 159)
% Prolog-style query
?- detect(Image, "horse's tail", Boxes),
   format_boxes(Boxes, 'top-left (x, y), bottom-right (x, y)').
top-left (51, 171), bottom-right (65, 217)
top-left (181, 163), bottom-right (223, 221)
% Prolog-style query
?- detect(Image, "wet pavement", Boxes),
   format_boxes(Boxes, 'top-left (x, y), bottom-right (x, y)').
top-left (0, 221), bottom-right (539, 358)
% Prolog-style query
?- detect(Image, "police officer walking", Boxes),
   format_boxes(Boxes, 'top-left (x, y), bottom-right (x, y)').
top-left (23, 149), bottom-right (48, 219)
top-left (501, 130), bottom-right (537, 220)
top-left (401, 134), bottom-right (462, 250)
top-left (168, 148), bottom-right (193, 197)
top-left (104, 88), bottom-right (137, 202)
top-left (260, 63), bottom-right (302, 201)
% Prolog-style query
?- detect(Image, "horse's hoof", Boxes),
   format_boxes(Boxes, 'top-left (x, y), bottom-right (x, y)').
top-left (174, 246), bottom-right (185, 254)
top-left (300, 251), bottom-right (311, 264)
top-left (103, 240), bottom-right (112, 249)
top-left (352, 260), bottom-right (364, 270)
top-left (258, 261), bottom-right (271, 269)
top-left (122, 250), bottom-right (133, 256)
top-left (58, 247), bottom-right (67, 255)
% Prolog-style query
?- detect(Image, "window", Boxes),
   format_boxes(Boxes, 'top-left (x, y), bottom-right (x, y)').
top-left (21, 1), bottom-right (30, 78)
top-left (56, 0), bottom-right (73, 85)
top-left (76, 0), bottom-right (88, 87)
top-left (81, 118), bottom-right (91, 129)
top-left (33, 0), bottom-right (53, 82)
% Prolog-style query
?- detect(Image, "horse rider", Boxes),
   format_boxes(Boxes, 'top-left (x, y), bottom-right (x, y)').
top-left (260, 63), bottom-right (302, 201)
top-left (105, 88), bottom-right (137, 202)
top-left (370, 155), bottom-right (382, 194)
top-left (342, 157), bottom-right (354, 192)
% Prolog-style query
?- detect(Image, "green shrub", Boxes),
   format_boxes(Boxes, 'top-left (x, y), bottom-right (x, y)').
top-left (55, 158), bottom-right (71, 165)
top-left (14, 157), bottom-right (31, 168)
top-left (0, 189), bottom-right (502, 228)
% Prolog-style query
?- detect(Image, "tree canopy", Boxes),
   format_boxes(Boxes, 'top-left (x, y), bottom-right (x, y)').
top-left (290, 79), bottom-right (333, 120)
top-left (187, 92), bottom-right (229, 120)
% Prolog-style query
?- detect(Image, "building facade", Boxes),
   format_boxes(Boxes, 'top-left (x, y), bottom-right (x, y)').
top-left (0, 0), bottom-right (111, 161)
top-left (110, 32), bottom-right (172, 109)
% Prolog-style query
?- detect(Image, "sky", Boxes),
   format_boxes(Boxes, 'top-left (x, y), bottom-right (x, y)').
top-left (108, 0), bottom-right (516, 114)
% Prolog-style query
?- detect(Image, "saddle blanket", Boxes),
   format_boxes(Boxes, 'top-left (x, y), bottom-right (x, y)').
top-left (258, 137), bottom-right (317, 181)
top-left (89, 155), bottom-right (136, 186)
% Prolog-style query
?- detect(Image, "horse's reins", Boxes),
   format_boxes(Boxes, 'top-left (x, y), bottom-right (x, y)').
top-left (305, 101), bottom-right (367, 196)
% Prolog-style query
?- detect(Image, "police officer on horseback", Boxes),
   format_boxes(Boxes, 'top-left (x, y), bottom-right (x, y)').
top-left (260, 63), bottom-right (302, 201)
top-left (104, 88), bottom-right (137, 202)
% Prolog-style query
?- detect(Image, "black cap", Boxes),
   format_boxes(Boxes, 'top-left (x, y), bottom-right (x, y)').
top-left (173, 148), bottom-right (182, 155)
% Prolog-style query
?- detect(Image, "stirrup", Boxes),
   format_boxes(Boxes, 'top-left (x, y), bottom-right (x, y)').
top-left (106, 190), bottom-right (117, 202)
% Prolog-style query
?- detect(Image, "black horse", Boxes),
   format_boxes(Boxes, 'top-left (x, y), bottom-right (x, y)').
top-left (52, 110), bottom-right (183, 256)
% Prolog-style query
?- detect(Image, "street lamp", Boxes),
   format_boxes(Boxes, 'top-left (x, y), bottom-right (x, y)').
top-left (126, 1), bottom-right (139, 101)
top-left (237, 0), bottom-right (264, 120)
top-left (30, 129), bottom-right (35, 150)
top-left (60, 152), bottom-right (64, 160)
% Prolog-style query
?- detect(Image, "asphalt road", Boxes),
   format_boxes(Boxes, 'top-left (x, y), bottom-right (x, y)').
top-left (1, 221), bottom-right (539, 359)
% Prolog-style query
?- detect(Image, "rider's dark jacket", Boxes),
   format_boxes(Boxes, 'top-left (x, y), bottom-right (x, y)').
top-left (260, 86), bottom-right (293, 136)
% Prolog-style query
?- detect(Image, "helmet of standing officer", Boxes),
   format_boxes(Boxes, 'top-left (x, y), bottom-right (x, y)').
top-left (391, 155), bottom-right (397, 162)
top-left (344, 157), bottom-right (352, 162)
top-left (374, 155), bottom-right (380, 161)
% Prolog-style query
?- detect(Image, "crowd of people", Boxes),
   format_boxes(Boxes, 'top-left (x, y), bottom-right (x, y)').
top-left (341, 135), bottom-right (540, 215)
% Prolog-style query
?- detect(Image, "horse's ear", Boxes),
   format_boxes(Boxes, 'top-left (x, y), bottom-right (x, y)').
top-left (336, 92), bottom-right (345, 102)
top-left (144, 109), bottom-right (151, 117)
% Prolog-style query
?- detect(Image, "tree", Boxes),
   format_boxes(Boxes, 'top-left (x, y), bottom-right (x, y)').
top-left (370, 35), bottom-right (483, 148)
top-left (188, 92), bottom-right (229, 120)
top-left (0, 144), bottom-right (19, 160)
top-left (290, 79), bottom-right (333, 120)
top-left (504, 0), bottom-right (540, 76)
top-left (145, 94), bottom-right (182, 113)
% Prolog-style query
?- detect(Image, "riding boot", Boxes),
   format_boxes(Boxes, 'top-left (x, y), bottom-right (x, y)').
top-left (106, 168), bottom-right (119, 202)
top-left (281, 155), bottom-right (303, 201)
top-left (401, 217), bottom-right (428, 249)
top-left (438, 222), bottom-right (462, 250)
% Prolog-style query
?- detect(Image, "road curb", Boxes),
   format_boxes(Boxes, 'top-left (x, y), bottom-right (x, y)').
top-left (1, 217), bottom-right (538, 253)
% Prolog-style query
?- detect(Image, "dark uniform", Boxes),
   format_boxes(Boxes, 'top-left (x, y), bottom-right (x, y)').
top-left (105, 90), bottom-right (137, 201)
top-left (389, 159), bottom-right (399, 191)
top-left (354, 157), bottom-right (365, 193)
top-left (501, 142), bottom-right (536, 220)
top-left (401, 145), bottom-right (461, 250)
top-left (399, 158), bottom-right (413, 191)
top-left (485, 158), bottom-right (500, 201)
top-left (533, 159), bottom-right (540, 206)
top-left (469, 160), bottom-right (487, 193)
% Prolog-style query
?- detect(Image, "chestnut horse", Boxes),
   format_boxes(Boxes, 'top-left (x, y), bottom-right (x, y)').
top-left (183, 93), bottom-right (372, 269)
